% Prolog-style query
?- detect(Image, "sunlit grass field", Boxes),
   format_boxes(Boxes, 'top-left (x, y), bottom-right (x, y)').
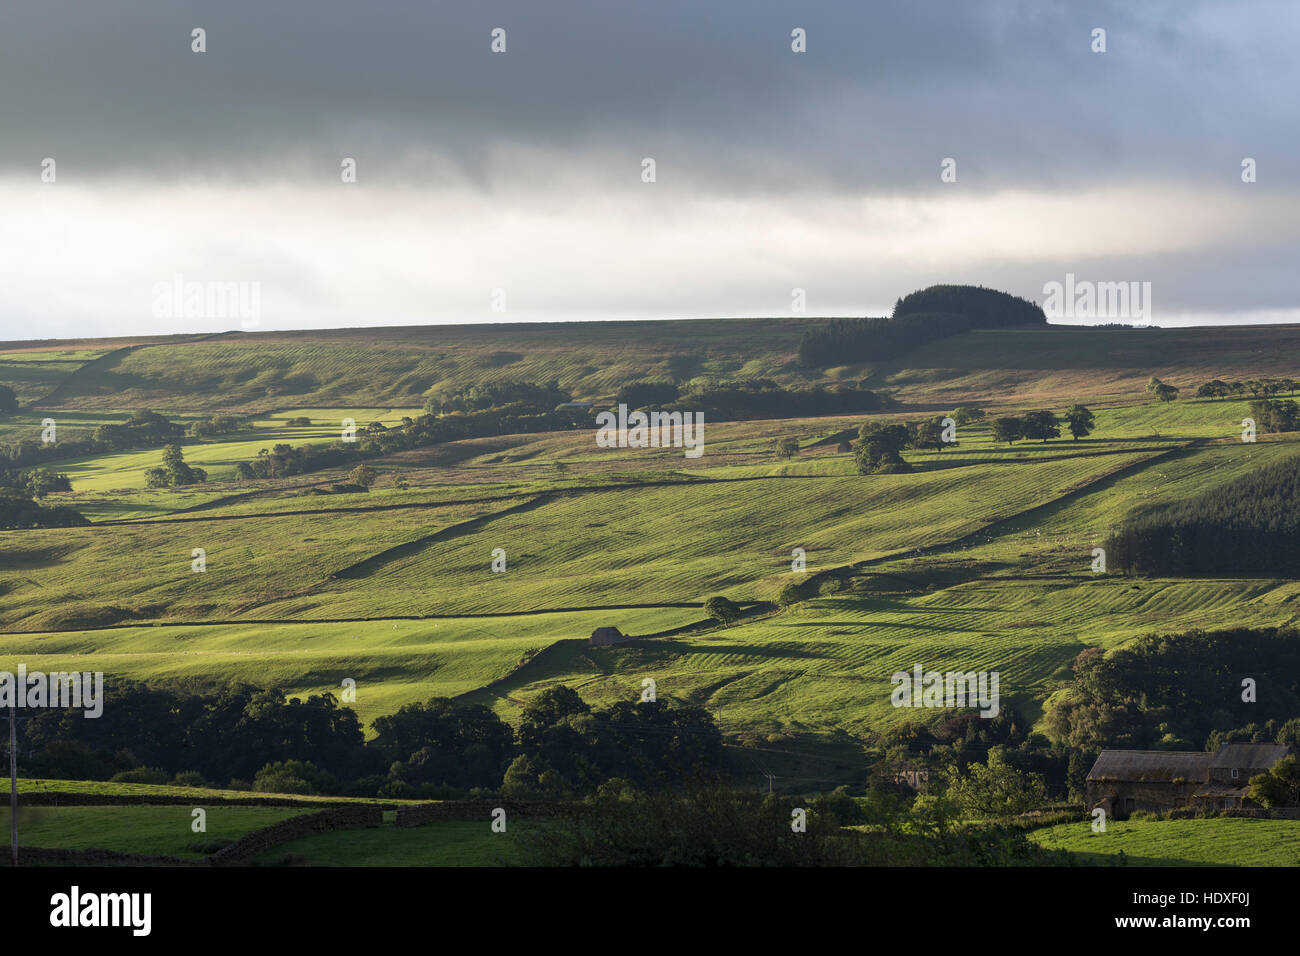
top-left (1027, 817), bottom-right (1300, 866)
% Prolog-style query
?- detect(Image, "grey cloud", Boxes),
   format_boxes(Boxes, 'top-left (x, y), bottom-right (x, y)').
top-left (1, 0), bottom-right (1296, 190)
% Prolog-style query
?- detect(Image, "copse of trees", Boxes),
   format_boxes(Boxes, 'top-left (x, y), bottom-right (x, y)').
top-left (1105, 454), bottom-right (1300, 575)
top-left (370, 698), bottom-right (515, 792)
top-left (1019, 410), bottom-right (1060, 442)
top-left (663, 379), bottom-right (892, 421)
top-left (93, 409), bottom-right (185, 448)
top-left (1198, 378), bottom-right (1296, 400)
top-left (985, 406), bottom-right (1092, 444)
top-left (616, 379), bottom-right (680, 408)
top-left (236, 442), bottom-right (359, 480)
top-left (2, 410), bottom-right (190, 470)
top-left (1043, 628), bottom-right (1300, 752)
top-left (144, 443), bottom-right (207, 487)
top-left (17, 682), bottom-right (725, 800)
top-left (855, 422), bottom-right (912, 474)
top-left (0, 467), bottom-right (72, 498)
top-left (186, 414), bottom-right (251, 438)
top-left (1145, 377), bottom-right (1179, 403)
top-left (797, 285), bottom-right (1046, 368)
top-left (1249, 398), bottom-right (1300, 433)
top-left (504, 686), bottom-right (724, 798)
top-left (0, 493), bottom-right (89, 529)
top-left (893, 284), bottom-right (1048, 327)
top-left (423, 379), bottom-right (572, 416)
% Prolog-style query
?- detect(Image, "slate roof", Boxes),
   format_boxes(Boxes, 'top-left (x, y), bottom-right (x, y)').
top-left (1210, 743), bottom-right (1291, 771)
top-left (1086, 750), bottom-right (1215, 783)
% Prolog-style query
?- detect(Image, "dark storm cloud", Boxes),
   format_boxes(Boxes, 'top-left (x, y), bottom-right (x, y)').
top-left (1, 0), bottom-right (1296, 190)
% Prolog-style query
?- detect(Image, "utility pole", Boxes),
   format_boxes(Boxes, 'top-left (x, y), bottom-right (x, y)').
top-left (9, 704), bottom-right (16, 867)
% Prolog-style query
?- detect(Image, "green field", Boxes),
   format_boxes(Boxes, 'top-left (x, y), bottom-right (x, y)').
top-left (251, 819), bottom-right (523, 866)
top-left (1027, 817), bottom-right (1300, 867)
top-left (1, 805), bottom-right (304, 858)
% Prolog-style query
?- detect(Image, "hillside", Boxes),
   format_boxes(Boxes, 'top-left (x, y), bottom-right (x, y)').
top-left (10, 320), bottom-right (1300, 414)
top-left (3, 309), bottom-right (1300, 821)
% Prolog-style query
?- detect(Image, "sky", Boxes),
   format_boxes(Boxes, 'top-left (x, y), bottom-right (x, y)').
top-left (1, 0), bottom-right (1298, 341)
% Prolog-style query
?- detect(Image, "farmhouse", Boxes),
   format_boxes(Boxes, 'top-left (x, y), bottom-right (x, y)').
top-left (1086, 742), bottom-right (1294, 816)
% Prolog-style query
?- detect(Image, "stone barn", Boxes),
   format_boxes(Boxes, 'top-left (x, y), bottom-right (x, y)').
top-left (1085, 750), bottom-right (1214, 818)
top-left (1086, 743), bottom-right (1295, 816)
top-left (589, 626), bottom-right (633, 647)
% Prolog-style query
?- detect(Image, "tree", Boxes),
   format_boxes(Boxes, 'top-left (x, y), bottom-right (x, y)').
top-left (1250, 399), bottom-right (1300, 433)
top-left (777, 582), bottom-right (805, 607)
top-left (913, 417), bottom-right (947, 454)
top-left (347, 463), bottom-right (378, 488)
top-left (704, 596), bottom-right (742, 626)
top-left (952, 406), bottom-right (985, 425)
top-left (775, 437), bottom-right (800, 459)
top-left (1248, 756), bottom-right (1300, 808)
top-left (1063, 404), bottom-right (1095, 440)
top-left (1020, 410), bottom-right (1060, 443)
top-left (1196, 380), bottom-right (1231, 400)
top-left (0, 384), bottom-right (18, 414)
top-left (854, 423), bottom-right (911, 474)
top-left (145, 444), bottom-right (207, 487)
top-left (945, 748), bottom-right (1048, 817)
top-left (253, 759), bottom-right (332, 795)
top-left (990, 417), bottom-right (1023, 444)
top-left (1154, 383), bottom-right (1179, 403)
top-left (24, 469), bottom-right (73, 498)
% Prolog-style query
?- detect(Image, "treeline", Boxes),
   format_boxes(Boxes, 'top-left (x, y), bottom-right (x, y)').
top-left (1, 410), bottom-right (185, 469)
top-left (0, 467), bottom-right (73, 498)
top-left (0, 464), bottom-right (84, 528)
top-left (2, 410), bottom-right (254, 471)
top-left (520, 777), bottom-right (1066, 867)
top-left (1043, 627), bottom-right (1300, 752)
top-left (662, 379), bottom-right (893, 420)
top-left (797, 285), bottom-right (1047, 368)
top-left (1105, 454), bottom-right (1300, 575)
top-left (0, 493), bottom-right (89, 529)
top-left (18, 682), bottom-right (723, 800)
top-left (1197, 377), bottom-right (1298, 399)
top-left (232, 378), bottom-right (894, 481)
top-left (423, 380), bottom-right (571, 415)
top-left (1250, 399), bottom-right (1300, 433)
top-left (851, 404), bottom-right (1095, 473)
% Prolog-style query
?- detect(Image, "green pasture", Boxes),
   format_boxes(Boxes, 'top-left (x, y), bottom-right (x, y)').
top-left (1027, 817), bottom-right (1300, 866)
